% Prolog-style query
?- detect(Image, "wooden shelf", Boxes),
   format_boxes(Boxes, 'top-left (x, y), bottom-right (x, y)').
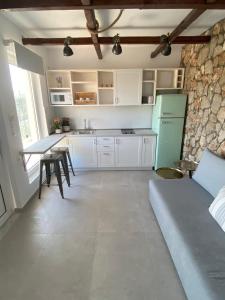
top-left (50, 104), bottom-right (73, 107)
top-left (98, 87), bottom-right (114, 90)
top-left (71, 81), bottom-right (97, 84)
top-left (142, 103), bottom-right (155, 106)
top-left (49, 87), bottom-right (71, 90)
top-left (156, 87), bottom-right (182, 90)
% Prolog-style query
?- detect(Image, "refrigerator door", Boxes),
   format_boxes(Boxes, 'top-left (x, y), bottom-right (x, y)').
top-left (158, 94), bottom-right (187, 118)
top-left (155, 117), bottom-right (185, 169)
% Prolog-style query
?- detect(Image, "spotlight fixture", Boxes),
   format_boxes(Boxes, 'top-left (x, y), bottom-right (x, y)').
top-left (112, 34), bottom-right (122, 55)
top-left (63, 36), bottom-right (73, 56)
top-left (160, 34), bottom-right (171, 56)
top-left (161, 43), bottom-right (171, 56)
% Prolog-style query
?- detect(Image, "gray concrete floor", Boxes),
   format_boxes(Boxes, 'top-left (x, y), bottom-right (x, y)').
top-left (0, 171), bottom-right (186, 300)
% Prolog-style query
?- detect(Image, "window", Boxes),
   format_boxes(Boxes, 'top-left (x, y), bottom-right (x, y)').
top-left (9, 65), bottom-right (40, 171)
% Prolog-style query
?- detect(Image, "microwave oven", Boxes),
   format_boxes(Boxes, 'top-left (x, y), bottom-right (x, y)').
top-left (50, 92), bottom-right (73, 105)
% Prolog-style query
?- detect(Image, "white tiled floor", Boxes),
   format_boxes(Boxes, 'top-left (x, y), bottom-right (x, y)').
top-left (0, 171), bottom-right (186, 300)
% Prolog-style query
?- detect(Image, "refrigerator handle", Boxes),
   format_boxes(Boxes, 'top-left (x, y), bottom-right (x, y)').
top-left (162, 121), bottom-right (173, 124)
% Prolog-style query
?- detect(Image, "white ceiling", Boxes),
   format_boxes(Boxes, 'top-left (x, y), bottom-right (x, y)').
top-left (2, 9), bottom-right (225, 39)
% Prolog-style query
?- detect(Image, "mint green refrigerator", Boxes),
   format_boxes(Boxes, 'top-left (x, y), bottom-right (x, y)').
top-left (152, 94), bottom-right (187, 169)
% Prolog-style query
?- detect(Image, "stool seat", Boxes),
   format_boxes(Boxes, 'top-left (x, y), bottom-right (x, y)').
top-left (41, 153), bottom-right (63, 162)
top-left (51, 147), bottom-right (69, 153)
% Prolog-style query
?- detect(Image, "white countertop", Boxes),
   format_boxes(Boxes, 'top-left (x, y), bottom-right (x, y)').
top-left (62, 129), bottom-right (157, 137)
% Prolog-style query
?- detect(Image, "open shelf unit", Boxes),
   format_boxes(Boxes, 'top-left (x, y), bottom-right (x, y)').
top-left (47, 68), bottom-right (184, 107)
top-left (70, 70), bottom-right (97, 105)
top-left (156, 68), bottom-right (184, 90)
top-left (142, 69), bottom-right (156, 105)
top-left (97, 70), bottom-right (114, 105)
top-left (47, 70), bottom-right (71, 90)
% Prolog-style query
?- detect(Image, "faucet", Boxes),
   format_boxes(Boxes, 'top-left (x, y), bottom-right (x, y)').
top-left (84, 118), bottom-right (88, 130)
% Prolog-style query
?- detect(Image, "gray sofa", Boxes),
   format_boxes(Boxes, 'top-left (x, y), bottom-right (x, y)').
top-left (149, 149), bottom-right (225, 300)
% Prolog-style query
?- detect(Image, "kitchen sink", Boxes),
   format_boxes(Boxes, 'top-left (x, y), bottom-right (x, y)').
top-left (73, 130), bottom-right (95, 135)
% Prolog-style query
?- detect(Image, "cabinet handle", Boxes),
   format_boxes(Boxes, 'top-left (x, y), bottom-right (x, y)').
top-left (103, 153), bottom-right (110, 156)
top-left (103, 145), bottom-right (110, 148)
top-left (162, 121), bottom-right (172, 124)
top-left (103, 138), bottom-right (109, 141)
top-left (144, 138), bottom-right (146, 144)
top-left (115, 97), bottom-right (119, 104)
top-left (163, 112), bottom-right (173, 115)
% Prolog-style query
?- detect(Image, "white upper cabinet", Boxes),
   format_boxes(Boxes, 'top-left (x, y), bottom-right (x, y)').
top-left (114, 69), bottom-right (142, 106)
top-left (47, 68), bottom-right (184, 107)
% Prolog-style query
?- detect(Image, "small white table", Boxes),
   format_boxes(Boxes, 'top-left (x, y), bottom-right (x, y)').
top-left (21, 134), bottom-right (65, 169)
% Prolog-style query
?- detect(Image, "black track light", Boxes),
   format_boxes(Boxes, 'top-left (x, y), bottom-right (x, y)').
top-left (63, 36), bottom-right (73, 56)
top-left (160, 34), bottom-right (171, 56)
top-left (112, 34), bottom-right (122, 55)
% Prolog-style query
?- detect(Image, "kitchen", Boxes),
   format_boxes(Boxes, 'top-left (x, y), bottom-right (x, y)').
top-left (49, 68), bottom-right (184, 170)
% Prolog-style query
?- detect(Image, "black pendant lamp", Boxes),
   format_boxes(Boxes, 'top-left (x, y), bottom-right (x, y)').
top-left (63, 36), bottom-right (73, 56)
top-left (160, 34), bottom-right (171, 56)
top-left (112, 34), bottom-right (122, 55)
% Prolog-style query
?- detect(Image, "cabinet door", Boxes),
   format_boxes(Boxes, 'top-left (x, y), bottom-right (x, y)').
top-left (114, 69), bottom-right (142, 105)
top-left (98, 152), bottom-right (115, 167)
top-left (115, 137), bottom-right (142, 167)
top-left (70, 137), bottom-right (97, 168)
top-left (141, 136), bottom-right (156, 167)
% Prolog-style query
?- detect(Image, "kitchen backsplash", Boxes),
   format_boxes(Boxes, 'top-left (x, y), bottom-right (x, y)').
top-left (53, 106), bottom-right (152, 129)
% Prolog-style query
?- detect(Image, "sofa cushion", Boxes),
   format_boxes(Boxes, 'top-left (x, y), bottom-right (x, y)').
top-left (193, 149), bottom-right (225, 197)
top-left (209, 186), bottom-right (225, 232)
top-left (149, 178), bottom-right (225, 300)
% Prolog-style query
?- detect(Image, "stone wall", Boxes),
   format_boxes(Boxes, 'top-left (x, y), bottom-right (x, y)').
top-left (181, 19), bottom-right (225, 161)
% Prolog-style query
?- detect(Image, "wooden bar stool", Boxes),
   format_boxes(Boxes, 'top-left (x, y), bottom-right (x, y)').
top-left (51, 146), bottom-right (75, 176)
top-left (38, 153), bottom-right (70, 199)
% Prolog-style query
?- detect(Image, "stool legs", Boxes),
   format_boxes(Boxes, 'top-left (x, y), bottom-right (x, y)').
top-left (45, 163), bottom-right (51, 187)
top-left (61, 156), bottom-right (70, 187)
top-left (38, 161), bottom-right (43, 199)
top-left (54, 160), bottom-right (64, 198)
top-left (67, 151), bottom-right (75, 176)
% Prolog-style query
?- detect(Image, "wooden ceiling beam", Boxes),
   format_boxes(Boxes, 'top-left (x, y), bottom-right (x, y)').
top-left (22, 36), bottom-right (211, 45)
top-left (151, 8), bottom-right (206, 58)
top-left (1, 0), bottom-right (225, 11)
top-left (81, 1), bottom-right (103, 60)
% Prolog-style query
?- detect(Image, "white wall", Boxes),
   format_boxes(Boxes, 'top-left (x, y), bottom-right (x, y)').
top-left (54, 106), bottom-right (152, 129)
top-left (0, 14), bottom-right (52, 208)
top-left (47, 45), bottom-right (182, 129)
top-left (46, 45), bottom-right (182, 69)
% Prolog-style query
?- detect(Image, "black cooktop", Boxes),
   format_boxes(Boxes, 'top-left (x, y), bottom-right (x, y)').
top-left (121, 129), bottom-right (135, 134)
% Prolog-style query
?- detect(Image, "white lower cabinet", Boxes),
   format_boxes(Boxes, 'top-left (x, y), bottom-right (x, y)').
top-left (98, 151), bottom-right (115, 167)
top-left (97, 137), bottom-right (115, 168)
top-left (70, 137), bottom-right (97, 168)
top-left (141, 136), bottom-right (156, 167)
top-left (64, 134), bottom-right (155, 169)
top-left (115, 136), bottom-right (142, 167)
